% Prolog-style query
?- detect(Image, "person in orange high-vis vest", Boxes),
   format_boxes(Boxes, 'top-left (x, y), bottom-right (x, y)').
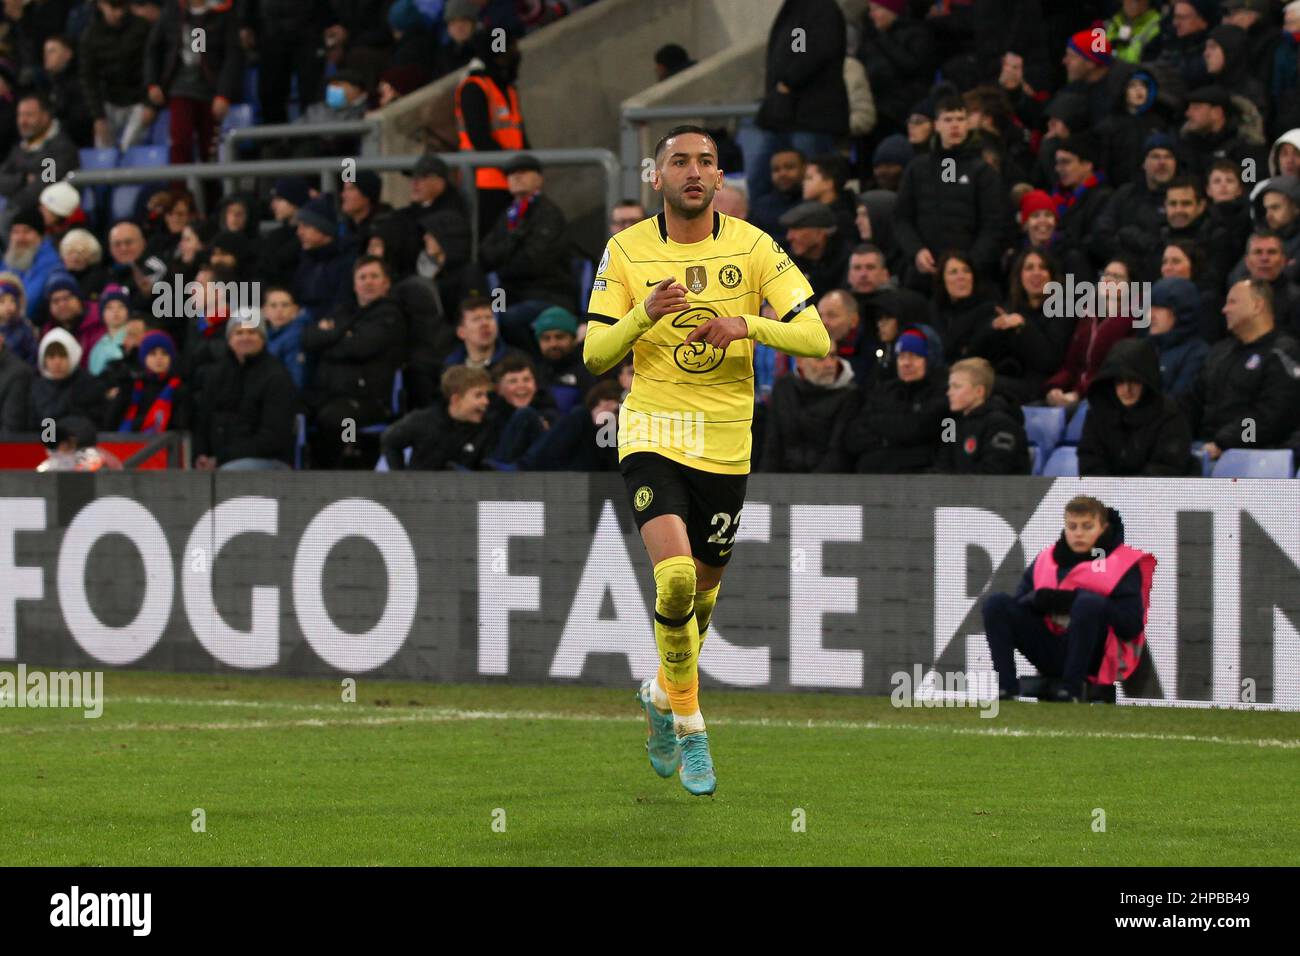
top-left (455, 30), bottom-right (527, 236)
top-left (981, 494), bottom-right (1155, 702)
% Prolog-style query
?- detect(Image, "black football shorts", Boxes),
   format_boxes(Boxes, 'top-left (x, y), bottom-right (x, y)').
top-left (620, 451), bottom-right (748, 567)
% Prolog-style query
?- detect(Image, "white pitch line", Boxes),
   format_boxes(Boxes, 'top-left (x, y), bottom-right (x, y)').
top-left (2, 696), bottom-right (1298, 750)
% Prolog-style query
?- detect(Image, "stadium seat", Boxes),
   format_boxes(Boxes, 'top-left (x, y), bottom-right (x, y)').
top-left (110, 185), bottom-right (146, 223)
top-left (1029, 444), bottom-right (1042, 476)
top-left (1022, 406), bottom-right (1066, 460)
top-left (221, 104), bottom-right (255, 136)
top-left (79, 147), bottom-right (119, 169)
top-left (1211, 449), bottom-right (1294, 479)
top-left (1064, 400), bottom-right (1088, 444)
top-left (1042, 446), bottom-right (1079, 477)
top-left (149, 109), bottom-right (171, 147)
top-left (374, 446), bottom-right (413, 472)
top-left (1190, 442), bottom-right (1215, 476)
top-left (121, 145), bottom-right (168, 168)
top-left (293, 413), bottom-right (307, 470)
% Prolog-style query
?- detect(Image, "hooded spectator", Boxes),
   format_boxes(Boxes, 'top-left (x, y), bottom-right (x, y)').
top-left (1094, 70), bottom-right (1176, 188)
top-left (419, 209), bottom-right (481, 329)
top-left (0, 272), bottom-right (37, 365)
top-left (435, 0), bottom-right (479, 78)
top-left (1204, 23), bottom-right (1266, 109)
top-left (1146, 276), bottom-right (1210, 398)
top-left (1079, 338), bottom-right (1196, 476)
top-left (1254, 175), bottom-right (1300, 258)
top-left (29, 326), bottom-right (106, 428)
top-left (840, 326), bottom-right (947, 473)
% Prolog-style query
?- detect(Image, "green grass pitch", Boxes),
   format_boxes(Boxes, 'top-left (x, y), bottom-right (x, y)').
top-left (2, 668), bottom-right (1298, 866)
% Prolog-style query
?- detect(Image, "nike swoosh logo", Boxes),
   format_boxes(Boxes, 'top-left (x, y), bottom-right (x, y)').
top-left (718, 548), bottom-right (732, 556)
top-left (646, 279), bottom-right (666, 286)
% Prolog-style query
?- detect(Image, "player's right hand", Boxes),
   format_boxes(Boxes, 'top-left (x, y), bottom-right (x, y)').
top-left (643, 277), bottom-right (689, 321)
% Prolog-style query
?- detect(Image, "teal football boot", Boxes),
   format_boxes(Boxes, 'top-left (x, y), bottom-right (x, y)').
top-left (678, 732), bottom-right (716, 796)
top-left (637, 678), bottom-right (680, 777)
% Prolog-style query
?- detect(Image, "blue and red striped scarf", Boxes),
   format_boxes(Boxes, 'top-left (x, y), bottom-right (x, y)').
top-left (1051, 172), bottom-right (1106, 219)
top-left (506, 191), bottom-right (539, 231)
top-left (119, 375), bottom-right (181, 434)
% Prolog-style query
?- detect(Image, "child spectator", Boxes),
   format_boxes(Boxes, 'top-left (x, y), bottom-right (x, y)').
top-left (933, 357), bottom-right (1030, 474)
top-left (1146, 277), bottom-right (1210, 398)
top-left (0, 273), bottom-right (37, 365)
top-left (111, 328), bottom-right (188, 433)
top-left (381, 365), bottom-right (499, 471)
top-left (29, 327), bottom-right (106, 428)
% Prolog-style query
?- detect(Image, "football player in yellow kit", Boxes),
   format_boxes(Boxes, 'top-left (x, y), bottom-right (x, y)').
top-left (584, 125), bottom-right (831, 795)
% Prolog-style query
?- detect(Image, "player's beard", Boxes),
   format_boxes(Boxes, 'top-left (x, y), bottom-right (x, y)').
top-left (664, 180), bottom-right (716, 219)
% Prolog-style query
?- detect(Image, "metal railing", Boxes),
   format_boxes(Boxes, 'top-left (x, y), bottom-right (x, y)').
top-left (218, 119), bottom-right (383, 193)
top-left (619, 102), bottom-right (759, 199)
top-left (66, 148), bottom-right (622, 253)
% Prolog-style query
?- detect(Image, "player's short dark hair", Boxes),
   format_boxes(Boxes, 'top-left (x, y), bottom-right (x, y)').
top-left (807, 152), bottom-right (850, 192)
top-left (1164, 174), bottom-right (1205, 203)
top-left (584, 379), bottom-right (622, 410)
top-left (851, 242), bottom-right (885, 261)
top-left (1064, 495), bottom-right (1108, 523)
top-left (492, 353), bottom-right (535, 381)
top-left (654, 125), bottom-right (718, 164)
top-left (459, 295), bottom-right (494, 322)
top-left (1249, 228), bottom-right (1285, 247)
top-left (352, 254), bottom-right (390, 279)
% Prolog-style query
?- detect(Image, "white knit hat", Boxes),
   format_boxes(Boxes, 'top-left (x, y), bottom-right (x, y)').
top-left (39, 181), bottom-right (81, 219)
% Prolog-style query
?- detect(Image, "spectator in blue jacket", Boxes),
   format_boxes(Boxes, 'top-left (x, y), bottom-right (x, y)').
top-left (262, 285), bottom-right (311, 389)
top-left (0, 271), bottom-right (37, 364)
top-left (518, 379), bottom-right (621, 471)
top-left (2, 206), bottom-right (62, 319)
top-left (1146, 277), bottom-right (1209, 399)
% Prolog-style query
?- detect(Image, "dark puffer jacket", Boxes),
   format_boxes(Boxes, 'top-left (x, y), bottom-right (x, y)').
top-left (301, 296), bottom-right (407, 411)
top-left (759, 358), bottom-right (857, 473)
top-left (894, 137), bottom-right (1007, 277)
top-left (932, 394), bottom-right (1031, 475)
top-left (1146, 277), bottom-right (1208, 399)
top-left (840, 363), bottom-right (947, 473)
top-left (1180, 327), bottom-right (1300, 449)
top-left (1079, 338), bottom-right (1196, 477)
top-left (755, 0), bottom-right (848, 137)
top-left (193, 349), bottom-right (299, 464)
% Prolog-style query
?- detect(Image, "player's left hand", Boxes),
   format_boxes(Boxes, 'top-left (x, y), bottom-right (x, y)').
top-left (685, 316), bottom-right (748, 349)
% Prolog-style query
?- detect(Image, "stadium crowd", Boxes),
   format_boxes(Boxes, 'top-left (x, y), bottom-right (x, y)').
top-left (1, 0), bottom-right (1300, 476)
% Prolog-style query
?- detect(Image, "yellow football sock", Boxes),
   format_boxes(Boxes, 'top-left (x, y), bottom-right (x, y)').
top-left (694, 583), bottom-right (721, 647)
top-left (652, 556), bottom-right (701, 722)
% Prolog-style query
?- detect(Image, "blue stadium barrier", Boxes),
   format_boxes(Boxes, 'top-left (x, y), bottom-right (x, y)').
top-left (1064, 399), bottom-right (1088, 444)
top-left (1212, 449), bottom-right (1294, 479)
top-left (1042, 446), bottom-right (1079, 477)
top-left (1022, 406), bottom-right (1066, 461)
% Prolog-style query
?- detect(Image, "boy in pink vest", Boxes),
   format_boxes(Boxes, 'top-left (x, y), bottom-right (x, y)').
top-left (981, 495), bottom-right (1156, 702)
